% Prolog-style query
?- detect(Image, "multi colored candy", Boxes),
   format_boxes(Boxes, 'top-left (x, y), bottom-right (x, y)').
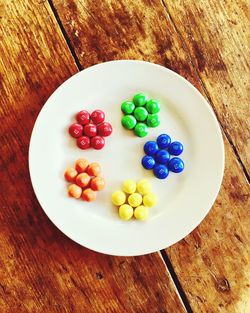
top-left (68, 109), bottom-right (112, 150)
top-left (121, 93), bottom-right (161, 137)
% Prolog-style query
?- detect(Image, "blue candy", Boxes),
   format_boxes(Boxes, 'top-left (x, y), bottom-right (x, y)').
top-left (157, 134), bottom-right (171, 149)
top-left (141, 155), bottom-right (156, 170)
top-left (144, 141), bottom-right (159, 156)
top-left (168, 157), bottom-right (184, 173)
top-left (153, 164), bottom-right (169, 179)
top-left (168, 141), bottom-right (183, 156)
top-left (155, 150), bottom-right (170, 164)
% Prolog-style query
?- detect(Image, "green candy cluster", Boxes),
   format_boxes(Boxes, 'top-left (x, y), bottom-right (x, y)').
top-left (121, 93), bottom-right (160, 138)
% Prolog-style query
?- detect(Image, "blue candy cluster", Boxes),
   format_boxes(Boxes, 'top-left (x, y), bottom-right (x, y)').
top-left (141, 134), bottom-right (184, 179)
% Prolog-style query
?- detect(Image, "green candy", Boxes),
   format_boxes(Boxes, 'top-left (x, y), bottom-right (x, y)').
top-left (121, 101), bottom-right (135, 114)
top-left (133, 93), bottom-right (147, 107)
top-left (134, 123), bottom-right (148, 137)
top-left (146, 99), bottom-right (160, 114)
top-left (134, 107), bottom-right (148, 122)
top-left (147, 114), bottom-right (160, 127)
top-left (121, 115), bottom-right (137, 130)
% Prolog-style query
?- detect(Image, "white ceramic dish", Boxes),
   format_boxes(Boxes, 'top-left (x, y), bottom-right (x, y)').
top-left (29, 60), bottom-right (224, 256)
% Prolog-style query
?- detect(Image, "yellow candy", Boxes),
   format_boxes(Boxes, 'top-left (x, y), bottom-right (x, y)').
top-left (122, 179), bottom-right (136, 194)
top-left (128, 193), bottom-right (142, 207)
top-left (137, 179), bottom-right (152, 195)
top-left (119, 204), bottom-right (133, 220)
top-left (112, 191), bottom-right (126, 206)
top-left (143, 193), bottom-right (157, 207)
top-left (134, 206), bottom-right (149, 220)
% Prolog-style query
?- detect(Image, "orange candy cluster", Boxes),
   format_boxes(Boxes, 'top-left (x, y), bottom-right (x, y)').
top-left (64, 158), bottom-right (105, 202)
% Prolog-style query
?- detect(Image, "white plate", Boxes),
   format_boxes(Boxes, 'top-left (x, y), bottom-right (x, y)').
top-left (29, 60), bottom-right (224, 256)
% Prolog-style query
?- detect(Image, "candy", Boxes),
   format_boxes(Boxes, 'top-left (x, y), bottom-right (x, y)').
top-left (168, 157), bottom-right (184, 173)
top-left (121, 115), bottom-right (137, 130)
top-left (83, 123), bottom-right (97, 137)
top-left (134, 107), bottom-right (148, 122)
top-left (76, 136), bottom-right (90, 150)
top-left (119, 204), bottom-right (134, 220)
top-left (112, 191), bottom-right (126, 206)
top-left (64, 167), bottom-right (78, 182)
top-left (90, 176), bottom-right (105, 191)
top-left (128, 193), bottom-right (142, 207)
top-left (76, 173), bottom-right (91, 188)
top-left (75, 158), bottom-right (89, 173)
top-left (134, 206), bottom-right (149, 220)
top-left (147, 114), bottom-right (160, 127)
top-left (90, 136), bottom-right (105, 150)
top-left (121, 101), bottom-right (135, 114)
top-left (133, 93), bottom-right (147, 107)
top-left (68, 184), bottom-right (82, 198)
top-left (155, 150), bottom-right (170, 164)
top-left (146, 99), bottom-right (160, 114)
top-left (144, 141), bottom-right (159, 156)
top-left (157, 134), bottom-right (171, 149)
top-left (91, 110), bottom-right (105, 124)
top-left (68, 123), bottom-right (83, 138)
top-left (122, 179), bottom-right (136, 194)
top-left (82, 188), bottom-right (97, 202)
top-left (134, 123), bottom-right (148, 137)
top-left (168, 141), bottom-right (184, 156)
top-left (137, 179), bottom-right (151, 195)
top-left (76, 110), bottom-right (90, 125)
top-left (97, 122), bottom-right (112, 137)
top-left (87, 162), bottom-right (101, 176)
top-left (153, 164), bottom-right (169, 179)
top-left (141, 155), bottom-right (155, 170)
top-left (143, 193), bottom-right (157, 207)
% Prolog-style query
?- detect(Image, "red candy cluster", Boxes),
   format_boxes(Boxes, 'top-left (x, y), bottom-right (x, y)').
top-left (68, 110), bottom-right (112, 150)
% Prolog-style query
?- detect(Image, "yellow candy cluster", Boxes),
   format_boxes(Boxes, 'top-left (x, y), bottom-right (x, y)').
top-left (111, 179), bottom-right (157, 221)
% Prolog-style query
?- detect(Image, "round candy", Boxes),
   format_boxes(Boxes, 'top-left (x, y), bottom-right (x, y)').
top-left (84, 123), bottom-right (97, 137)
top-left (157, 134), bottom-right (171, 149)
top-left (82, 188), bottom-right (97, 202)
top-left (128, 193), bottom-right (142, 207)
top-left (76, 110), bottom-right (90, 125)
top-left (122, 179), bottom-right (136, 194)
top-left (76, 136), bottom-right (90, 150)
top-left (87, 162), bottom-right (101, 176)
top-left (144, 141), bottom-right (159, 156)
top-left (168, 157), bottom-right (184, 173)
top-left (146, 99), bottom-right (160, 114)
top-left (97, 122), bottom-right (112, 137)
top-left (121, 115), bottom-right (137, 130)
top-left (91, 110), bottom-right (105, 124)
top-left (90, 136), bottom-right (105, 150)
top-left (68, 123), bottom-right (83, 138)
top-left (155, 150), bottom-right (170, 164)
top-left (141, 155), bottom-right (155, 170)
top-left (134, 206), bottom-right (149, 220)
top-left (75, 158), bottom-right (89, 173)
top-left (68, 184), bottom-right (82, 199)
top-left (134, 123), bottom-right (148, 137)
top-left (119, 204), bottom-right (134, 221)
top-left (133, 93), bottom-right (147, 107)
top-left (76, 173), bottom-right (91, 188)
top-left (112, 191), bottom-right (126, 206)
top-left (121, 101), bottom-right (135, 114)
top-left (90, 176), bottom-right (105, 191)
top-left (168, 141), bottom-right (184, 156)
top-left (64, 167), bottom-right (78, 182)
top-left (134, 107), bottom-right (148, 122)
top-left (153, 164), bottom-right (169, 179)
top-left (137, 179), bottom-right (151, 195)
top-left (143, 193), bottom-right (157, 207)
top-left (147, 114), bottom-right (160, 128)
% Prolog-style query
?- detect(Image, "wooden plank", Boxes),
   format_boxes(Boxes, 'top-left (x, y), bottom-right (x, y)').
top-left (51, 0), bottom-right (250, 312)
top-left (0, 1), bottom-right (186, 312)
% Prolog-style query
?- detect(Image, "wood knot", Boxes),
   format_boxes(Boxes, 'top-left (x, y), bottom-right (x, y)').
top-left (217, 278), bottom-right (230, 292)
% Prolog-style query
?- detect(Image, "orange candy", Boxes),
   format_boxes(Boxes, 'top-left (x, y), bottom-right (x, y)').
top-left (64, 167), bottom-right (78, 183)
top-left (75, 158), bottom-right (89, 173)
top-left (76, 173), bottom-right (91, 188)
top-left (82, 188), bottom-right (97, 202)
top-left (87, 162), bottom-right (101, 176)
top-left (90, 176), bottom-right (105, 191)
top-left (68, 184), bottom-right (82, 198)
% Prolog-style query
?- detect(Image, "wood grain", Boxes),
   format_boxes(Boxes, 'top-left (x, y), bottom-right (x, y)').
top-left (0, 1), bottom-right (186, 312)
top-left (50, 0), bottom-right (250, 312)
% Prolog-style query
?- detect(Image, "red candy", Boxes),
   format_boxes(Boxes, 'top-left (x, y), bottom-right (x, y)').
top-left (91, 110), bottom-right (105, 124)
top-left (91, 136), bottom-right (105, 150)
top-left (76, 110), bottom-right (90, 125)
top-left (97, 122), bottom-right (112, 137)
top-left (84, 123), bottom-right (97, 137)
top-left (68, 123), bottom-right (83, 138)
top-left (77, 136), bottom-right (90, 149)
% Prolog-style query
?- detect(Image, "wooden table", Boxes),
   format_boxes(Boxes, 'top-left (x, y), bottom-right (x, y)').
top-left (1, 1), bottom-right (249, 312)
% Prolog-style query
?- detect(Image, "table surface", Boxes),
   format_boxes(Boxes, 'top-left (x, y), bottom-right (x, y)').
top-left (0, 0), bottom-right (249, 312)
